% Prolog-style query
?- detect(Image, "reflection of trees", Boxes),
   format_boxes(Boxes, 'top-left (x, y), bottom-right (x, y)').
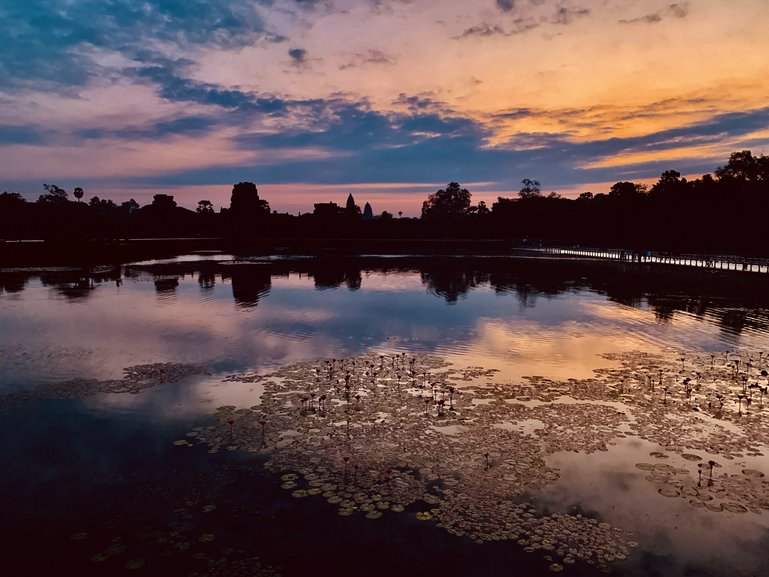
top-left (223, 265), bottom-right (271, 308)
top-left (312, 261), bottom-right (362, 291)
top-left (31, 267), bottom-right (124, 301)
top-left (489, 265), bottom-right (575, 309)
top-left (21, 257), bottom-right (767, 339)
top-left (420, 266), bottom-right (489, 303)
top-left (514, 284), bottom-right (538, 309)
top-left (154, 276), bottom-right (179, 297)
top-left (40, 272), bottom-right (95, 301)
top-left (198, 271), bottom-right (216, 290)
top-left (718, 309), bottom-right (748, 340)
top-left (289, 257), bottom-right (769, 339)
top-left (0, 274), bottom-right (27, 295)
top-left (651, 303), bottom-right (675, 323)
top-left (710, 307), bottom-right (769, 344)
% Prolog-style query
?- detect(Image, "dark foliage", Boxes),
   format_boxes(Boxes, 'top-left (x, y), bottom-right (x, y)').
top-left (1, 151), bottom-right (768, 255)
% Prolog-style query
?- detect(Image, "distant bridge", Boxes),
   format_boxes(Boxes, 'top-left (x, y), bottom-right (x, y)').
top-left (538, 246), bottom-right (769, 274)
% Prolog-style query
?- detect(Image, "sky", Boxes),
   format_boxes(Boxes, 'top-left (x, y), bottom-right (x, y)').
top-left (1, 0), bottom-right (768, 215)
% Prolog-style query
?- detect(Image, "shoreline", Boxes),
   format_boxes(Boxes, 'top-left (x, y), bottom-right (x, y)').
top-left (1, 237), bottom-right (768, 280)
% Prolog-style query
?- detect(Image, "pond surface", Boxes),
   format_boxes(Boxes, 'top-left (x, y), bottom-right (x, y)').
top-left (1, 254), bottom-right (769, 577)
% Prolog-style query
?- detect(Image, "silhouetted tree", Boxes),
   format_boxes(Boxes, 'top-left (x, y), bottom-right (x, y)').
top-left (37, 184), bottom-right (69, 205)
top-left (88, 196), bottom-right (118, 213)
top-left (421, 182), bottom-right (471, 219)
top-left (2, 150), bottom-right (767, 252)
top-left (197, 200), bottom-right (214, 214)
top-left (490, 196), bottom-right (518, 238)
top-left (121, 199), bottom-right (140, 214)
top-left (609, 181), bottom-right (646, 200)
top-left (650, 170), bottom-right (687, 198)
top-left (518, 179), bottom-right (541, 199)
top-left (0, 191), bottom-right (26, 208)
top-left (491, 196), bottom-right (516, 212)
top-left (0, 192), bottom-right (28, 240)
top-left (468, 200), bottom-right (490, 217)
top-left (715, 150), bottom-right (767, 183)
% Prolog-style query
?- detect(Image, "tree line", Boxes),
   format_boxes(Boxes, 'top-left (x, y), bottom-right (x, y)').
top-left (4, 256), bottom-right (768, 336)
top-left (1, 150), bottom-right (767, 254)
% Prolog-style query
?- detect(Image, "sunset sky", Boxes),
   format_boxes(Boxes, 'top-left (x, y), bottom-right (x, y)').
top-left (2, 0), bottom-right (768, 215)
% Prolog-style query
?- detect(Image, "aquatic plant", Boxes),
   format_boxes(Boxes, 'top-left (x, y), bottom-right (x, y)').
top-left (179, 348), bottom-right (769, 573)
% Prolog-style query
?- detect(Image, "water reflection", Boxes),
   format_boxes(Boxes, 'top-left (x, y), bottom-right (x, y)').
top-left (537, 437), bottom-right (769, 577)
top-left (0, 273), bottom-right (27, 294)
top-left (421, 268), bottom-right (486, 303)
top-left (313, 262), bottom-right (362, 290)
top-left (1, 256), bottom-right (769, 393)
top-left (221, 264), bottom-right (271, 308)
top-left (2, 255), bottom-right (769, 577)
top-left (154, 276), bottom-right (179, 298)
top-left (3, 256), bottom-right (769, 342)
top-left (198, 270), bottom-right (216, 291)
top-left (0, 258), bottom-right (766, 322)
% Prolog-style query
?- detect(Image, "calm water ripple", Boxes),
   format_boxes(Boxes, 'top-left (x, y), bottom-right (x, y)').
top-left (1, 255), bottom-right (769, 577)
top-left (3, 257), bottom-right (769, 390)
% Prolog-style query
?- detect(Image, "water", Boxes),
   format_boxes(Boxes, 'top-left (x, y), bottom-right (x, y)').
top-left (1, 254), bottom-right (768, 576)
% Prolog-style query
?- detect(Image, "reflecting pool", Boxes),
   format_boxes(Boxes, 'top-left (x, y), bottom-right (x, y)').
top-left (1, 254), bottom-right (768, 577)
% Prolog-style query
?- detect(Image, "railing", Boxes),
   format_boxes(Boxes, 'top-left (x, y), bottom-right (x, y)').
top-left (538, 247), bottom-right (769, 274)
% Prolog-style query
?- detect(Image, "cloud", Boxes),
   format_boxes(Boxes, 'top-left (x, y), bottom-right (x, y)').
top-left (457, 17), bottom-right (540, 39)
top-left (134, 64), bottom-right (288, 115)
top-left (392, 93), bottom-right (451, 115)
top-left (340, 50), bottom-right (395, 70)
top-left (8, 83), bottom-right (767, 210)
top-left (461, 2), bottom-right (588, 38)
top-left (567, 106), bottom-right (769, 178)
top-left (620, 2), bottom-right (689, 24)
top-left (669, 3), bottom-right (689, 18)
top-left (288, 48), bottom-right (308, 64)
top-left (235, 101), bottom-right (414, 152)
top-left (551, 4), bottom-right (591, 25)
top-left (459, 23), bottom-right (507, 38)
top-left (0, 124), bottom-right (48, 146)
top-left (0, 0), bottom-right (269, 89)
top-left (2, 0), bottom-right (766, 214)
top-left (75, 115), bottom-right (220, 142)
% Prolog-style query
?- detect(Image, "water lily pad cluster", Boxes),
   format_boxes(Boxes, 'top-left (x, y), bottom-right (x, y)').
top-left (188, 352), bottom-right (638, 571)
top-left (636, 457), bottom-right (769, 513)
top-left (181, 348), bottom-right (769, 572)
top-left (432, 494), bottom-right (634, 570)
top-left (0, 362), bottom-right (209, 407)
top-left (595, 349), bottom-right (769, 457)
top-left (577, 349), bottom-right (769, 513)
